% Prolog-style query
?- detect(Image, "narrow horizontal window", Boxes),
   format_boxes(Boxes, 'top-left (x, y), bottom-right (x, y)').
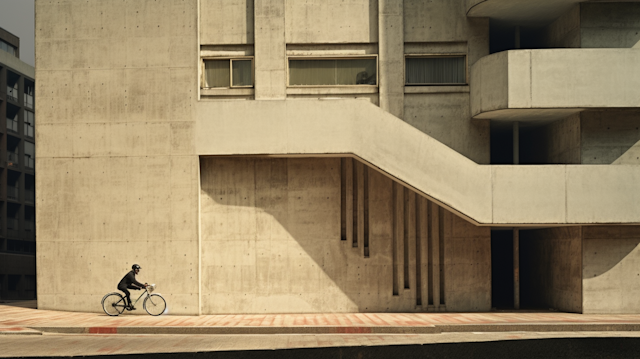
top-left (405, 56), bottom-right (466, 85)
top-left (289, 58), bottom-right (377, 86)
top-left (202, 58), bottom-right (253, 88)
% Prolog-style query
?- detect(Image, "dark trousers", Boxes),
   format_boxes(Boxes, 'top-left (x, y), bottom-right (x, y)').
top-left (118, 284), bottom-right (137, 306)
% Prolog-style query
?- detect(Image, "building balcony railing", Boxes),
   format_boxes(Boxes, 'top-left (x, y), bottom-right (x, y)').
top-left (25, 189), bottom-right (34, 204)
top-left (470, 49), bottom-right (640, 122)
top-left (6, 185), bottom-right (18, 201)
top-left (7, 152), bottom-right (19, 166)
top-left (6, 118), bottom-right (19, 133)
top-left (6, 87), bottom-right (18, 102)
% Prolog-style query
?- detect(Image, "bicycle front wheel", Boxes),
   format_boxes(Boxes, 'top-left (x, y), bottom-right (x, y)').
top-left (102, 293), bottom-right (126, 316)
top-left (144, 294), bottom-right (166, 316)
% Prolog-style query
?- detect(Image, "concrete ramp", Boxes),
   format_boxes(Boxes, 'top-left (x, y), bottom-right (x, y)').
top-left (196, 99), bottom-right (640, 225)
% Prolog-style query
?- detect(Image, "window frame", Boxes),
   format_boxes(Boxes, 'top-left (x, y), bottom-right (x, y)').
top-left (404, 54), bottom-right (468, 86)
top-left (200, 57), bottom-right (255, 89)
top-left (286, 55), bottom-right (379, 88)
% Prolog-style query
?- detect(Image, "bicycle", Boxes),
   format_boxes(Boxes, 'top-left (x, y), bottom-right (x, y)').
top-left (101, 284), bottom-right (166, 316)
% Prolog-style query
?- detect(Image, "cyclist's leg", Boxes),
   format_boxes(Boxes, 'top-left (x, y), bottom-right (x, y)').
top-left (118, 285), bottom-right (131, 307)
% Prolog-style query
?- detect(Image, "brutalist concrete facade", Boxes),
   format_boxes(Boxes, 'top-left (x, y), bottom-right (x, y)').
top-left (36, 0), bottom-right (640, 314)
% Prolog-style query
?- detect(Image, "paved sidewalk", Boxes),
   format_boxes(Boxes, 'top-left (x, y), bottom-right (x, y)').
top-left (3, 304), bottom-right (640, 335)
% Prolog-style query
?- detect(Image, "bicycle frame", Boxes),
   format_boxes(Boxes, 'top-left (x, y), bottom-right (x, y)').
top-left (127, 287), bottom-right (151, 307)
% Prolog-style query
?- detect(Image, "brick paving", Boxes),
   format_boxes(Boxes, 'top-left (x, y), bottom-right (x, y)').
top-left (2, 303), bottom-right (640, 332)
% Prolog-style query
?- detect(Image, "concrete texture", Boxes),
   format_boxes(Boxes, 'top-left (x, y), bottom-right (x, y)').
top-left (581, 3), bottom-right (640, 49)
top-left (36, 0), bottom-right (640, 316)
top-left (35, 0), bottom-right (200, 314)
top-left (200, 157), bottom-right (490, 313)
top-left (466, 0), bottom-right (581, 25)
top-left (200, 0), bottom-right (254, 45)
top-left (196, 99), bottom-right (640, 225)
top-left (471, 49), bottom-right (640, 121)
top-left (582, 226), bottom-right (640, 314)
top-left (545, 5), bottom-right (581, 48)
top-left (520, 227), bottom-right (582, 313)
top-left (285, 0), bottom-right (378, 44)
top-left (581, 110), bottom-right (640, 165)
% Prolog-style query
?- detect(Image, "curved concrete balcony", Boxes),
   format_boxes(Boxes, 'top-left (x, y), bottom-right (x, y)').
top-left (470, 49), bottom-right (640, 122)
top-left (196, 98), bottom-right (640, 226)
top-left (466, 0), bottom-right (580, 25)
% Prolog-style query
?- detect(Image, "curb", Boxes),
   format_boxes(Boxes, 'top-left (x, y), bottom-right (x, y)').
top-left (0, 327), bottom-right (42, 336)
top-left (28, 323), bottom-right (640, 335)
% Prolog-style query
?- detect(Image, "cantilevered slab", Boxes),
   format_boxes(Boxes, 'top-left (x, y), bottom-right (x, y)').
top-left (471, 49), bottom-right (640, 121)
top-left (466, 0), bottom-right (580, 25)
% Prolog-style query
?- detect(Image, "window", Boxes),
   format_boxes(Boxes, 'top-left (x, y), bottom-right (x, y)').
top-left (202, 58), bottom-right (253, 88)
top-left (405, 56), bottom-right (466, 85)
top-left (288, 58), bottom-right (377, 86)
top-left (24, 111), bottom-right (34, 138)
top-left (0, 40), bottom-right (16, 57)
top-left (24, 81), bottom-right (34, 109)
top-left (24, 141), bottom-right (34, 169)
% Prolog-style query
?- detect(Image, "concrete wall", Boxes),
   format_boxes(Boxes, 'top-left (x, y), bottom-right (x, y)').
top-left (581, 3), bottom-right (640, 49)
top-left (520, 113), bottom-right (581, 164)
top-left (520, 227), bottom-right (582, 313)
top-left (403, 0), bottom-right (490, 163)
top-left (285, 0), bottom-right (378, 44)
top-left (36, 0), bottom-right (200, 314)
top-left (200, 157), bottom-right (490, 313)
top-left (545, 5), bottom-right (581, 48)
top-left (581, 110), bottom-right (640, 165)
top-left (200, 0), bottom-right (254, 45)
top-left (582, 226), bottom-right (640, 314)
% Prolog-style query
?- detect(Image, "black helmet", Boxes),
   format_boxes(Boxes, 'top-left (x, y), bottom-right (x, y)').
top-left (132, 264), bottom-right (141, 270)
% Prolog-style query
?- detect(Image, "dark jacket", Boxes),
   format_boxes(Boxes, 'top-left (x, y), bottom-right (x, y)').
top-left (118, 270), bottom-right (145, 289)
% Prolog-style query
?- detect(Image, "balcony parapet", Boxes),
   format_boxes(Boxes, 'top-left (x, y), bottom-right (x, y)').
top-left (466, 0), bottom-right (580, 25)
top-left (470, 49), bottom-right (640, 122)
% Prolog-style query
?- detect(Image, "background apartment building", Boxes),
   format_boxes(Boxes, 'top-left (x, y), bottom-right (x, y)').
top-left (36, 0), bottom-right (640, 315)
top-left (0, 27), bottom-right (36, 301)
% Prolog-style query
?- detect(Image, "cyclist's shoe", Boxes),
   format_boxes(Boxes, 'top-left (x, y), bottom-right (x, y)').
top-left (129, 306), bottom-right (137, 311)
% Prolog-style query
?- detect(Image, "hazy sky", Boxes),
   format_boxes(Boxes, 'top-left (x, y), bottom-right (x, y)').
top-left (0, 0), bottom-right (35, 66)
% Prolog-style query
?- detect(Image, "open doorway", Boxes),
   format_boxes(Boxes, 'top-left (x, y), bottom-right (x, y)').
top-left (491, 230), bottom-right (514, 309)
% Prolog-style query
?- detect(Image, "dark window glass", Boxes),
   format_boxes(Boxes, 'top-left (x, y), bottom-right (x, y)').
top-left (289, 58), bottom-right (377, 86)
top-left (405, 57), bottom-right (466, 85)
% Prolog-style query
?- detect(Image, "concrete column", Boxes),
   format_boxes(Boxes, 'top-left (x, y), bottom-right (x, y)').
top-left (513, 122), bottom-right (519, 165)
top-left (254, 0), bottom-right (286, 100)
top-left (513, 228), bottom-right (520, 310)
top-left (378, 0), bottom-right (404, 119)
top-left (430, 201), bottom-right (440, 310)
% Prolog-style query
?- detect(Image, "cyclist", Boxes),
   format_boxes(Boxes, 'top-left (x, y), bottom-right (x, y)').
top-left (118, 264), bottom-right (148, 310)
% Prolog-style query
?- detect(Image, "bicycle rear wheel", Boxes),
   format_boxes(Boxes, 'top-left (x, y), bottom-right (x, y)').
top-left (144, 294), bottom-right (166, 316)
top-left (102, 293), bottom-right (126, 316)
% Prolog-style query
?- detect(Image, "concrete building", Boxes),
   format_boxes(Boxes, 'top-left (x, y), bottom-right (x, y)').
top-left (36, 0), bottom-right (640, 315)
top-left (0, 28), bottom-right (37, 301)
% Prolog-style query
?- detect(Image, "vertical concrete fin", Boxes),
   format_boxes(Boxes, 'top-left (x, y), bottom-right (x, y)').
top-left (364, 166), bottom-right (370, 258)
top-left (430, 201), bottom-right (441, 309)
top-left (254, 0), bottom-right (286, 99)
top-left (353, 160), bottom-right (359, 248)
